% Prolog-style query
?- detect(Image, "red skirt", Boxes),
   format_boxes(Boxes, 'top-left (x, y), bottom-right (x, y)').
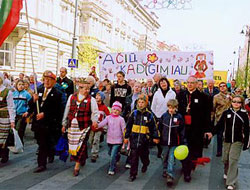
top-left (70, 140), bottom-right (88, 166)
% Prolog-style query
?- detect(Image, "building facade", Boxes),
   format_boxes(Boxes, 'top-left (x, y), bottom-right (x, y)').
top-left (0, 0), bottom-right (160, 78)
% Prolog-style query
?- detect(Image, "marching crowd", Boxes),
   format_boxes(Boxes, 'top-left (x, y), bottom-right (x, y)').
top-left (0, 68), bottom-right (250, 190)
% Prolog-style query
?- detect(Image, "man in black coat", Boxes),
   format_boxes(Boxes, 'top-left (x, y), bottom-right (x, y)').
top-left (179, 76), bottom-right (212, 182)
top-left (29, 71), bottom-right (62, 173)
top-left (56, 67), bottom-right (74, 99)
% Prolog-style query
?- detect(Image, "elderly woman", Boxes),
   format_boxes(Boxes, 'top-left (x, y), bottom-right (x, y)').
top-left (0, 72), bottom-right (16, 163)
top-left (62, 79), bottom-right (99, 176)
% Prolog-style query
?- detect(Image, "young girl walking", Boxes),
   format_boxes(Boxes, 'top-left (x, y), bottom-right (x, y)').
top-left (98, 101), bottom-right (126, 175)
top-left (215, 95), bottom-right (249, 190)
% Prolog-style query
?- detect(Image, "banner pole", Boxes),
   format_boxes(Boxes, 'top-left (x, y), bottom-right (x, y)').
top-left (24, 0), bottom-right (40, 113)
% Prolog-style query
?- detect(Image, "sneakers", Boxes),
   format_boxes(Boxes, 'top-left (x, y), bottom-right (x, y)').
top-left (227, 185), bottom-right (234, 190)
top-left (108, 171), bottom-right (115, 175)
top-left (166, 175), bottom-right (174, 186)
top-left (223, 174), bottom-right (227, 180)
top-left (141, 165), bottom-right (147, 173)
top-left (125, 164), bottom-right (131, 169)
top-left (129, 175), bottom-right (136, 182)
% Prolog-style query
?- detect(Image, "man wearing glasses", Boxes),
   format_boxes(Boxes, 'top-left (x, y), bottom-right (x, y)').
top-left (212, 82), bottom-right (232, 157)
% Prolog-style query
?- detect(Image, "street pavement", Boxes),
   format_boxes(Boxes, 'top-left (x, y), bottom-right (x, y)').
top-left (0, 128), bottom-right (250, 190)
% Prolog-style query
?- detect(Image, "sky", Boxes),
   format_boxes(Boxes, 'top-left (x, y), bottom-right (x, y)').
top-left (142, 0), bottom-right (250, 72)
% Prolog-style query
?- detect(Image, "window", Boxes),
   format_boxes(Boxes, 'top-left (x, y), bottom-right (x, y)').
top-left (38, 46), bottom-right (46, 71)
top-left (61, 6), bottom-right (68, 30)
top-left (39, 0), bottom-right (53, 23)
top-left (0, 42), bottom-right (13, 67)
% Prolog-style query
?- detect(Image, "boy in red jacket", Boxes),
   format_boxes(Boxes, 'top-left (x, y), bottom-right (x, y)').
top-left (89, 91), bottom-right (110, 162)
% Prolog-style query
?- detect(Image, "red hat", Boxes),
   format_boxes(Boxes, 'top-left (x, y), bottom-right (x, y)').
top-left (43, 70), bottom-right (56, 80)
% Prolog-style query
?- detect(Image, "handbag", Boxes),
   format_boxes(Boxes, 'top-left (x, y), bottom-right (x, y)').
top-left (55, 133), bottom-right (69, 162)
top-left (8, 128), bottom-right (24, 153)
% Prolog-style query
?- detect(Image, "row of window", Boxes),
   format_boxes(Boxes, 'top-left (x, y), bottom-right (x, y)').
top-left (0, 42), bottom-right (66, 70)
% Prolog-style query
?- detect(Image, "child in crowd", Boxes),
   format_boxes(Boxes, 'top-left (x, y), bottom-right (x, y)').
top-left (215, 95), bottom-right (249, 190)
top-left (158, 99), bottom-right (186, 186)
top-left (97, 101), bottom-right (126, 175)
top-left (13, 79), bottom-right (32, 144)
top-left (89, 91), bottom-right (110, 162)
top-left (124, 94), bottom-right (159, 182)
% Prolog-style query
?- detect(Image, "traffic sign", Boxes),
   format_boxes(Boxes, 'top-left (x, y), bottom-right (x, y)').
top-left (68, 59), bottom-right (78, 68)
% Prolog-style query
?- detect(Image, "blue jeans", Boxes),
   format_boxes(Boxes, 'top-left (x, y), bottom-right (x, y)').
top-left (108, 144), bottom-right (121, 172)
top-left (162, 146), bottom-right (176, 178)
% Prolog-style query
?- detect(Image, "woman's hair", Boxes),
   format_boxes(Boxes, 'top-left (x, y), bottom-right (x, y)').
top-left (15, 79), bottom-right (24, 90)
top-left (158, 77), bottom-right (170, 92)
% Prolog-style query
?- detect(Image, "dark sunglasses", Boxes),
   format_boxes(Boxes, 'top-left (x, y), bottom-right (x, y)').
top-left (232, 101), bottom-right (242, 104)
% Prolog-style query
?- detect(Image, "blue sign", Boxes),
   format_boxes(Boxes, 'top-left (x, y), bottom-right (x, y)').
top-left (68, 59), bottom-right (78, 68)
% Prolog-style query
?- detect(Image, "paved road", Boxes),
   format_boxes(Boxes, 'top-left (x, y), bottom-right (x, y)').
top-left (0, 130), bottom-right (250, 190)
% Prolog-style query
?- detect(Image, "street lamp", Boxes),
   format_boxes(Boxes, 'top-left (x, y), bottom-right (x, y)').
top-left (240, 26), bottom-right (250, 98)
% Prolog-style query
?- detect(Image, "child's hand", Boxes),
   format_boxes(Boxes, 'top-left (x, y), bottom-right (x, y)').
top-left (124, 139), bottom-right (129, 144)
top-left (153, 139), bottom-right (160, 144)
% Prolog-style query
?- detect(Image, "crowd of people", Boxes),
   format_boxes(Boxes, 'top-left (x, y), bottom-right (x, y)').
top-left (0, 68), bottom-right (250, 190)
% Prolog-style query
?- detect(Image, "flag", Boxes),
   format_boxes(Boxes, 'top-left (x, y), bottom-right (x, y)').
top-left (0, 0), bottom-right (23, 47)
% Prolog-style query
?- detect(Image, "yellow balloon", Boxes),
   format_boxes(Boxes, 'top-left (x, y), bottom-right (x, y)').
top-left (174, 145), bottom-right (189, 160)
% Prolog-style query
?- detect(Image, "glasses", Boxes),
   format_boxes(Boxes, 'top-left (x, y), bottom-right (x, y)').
top-left (232, 101), bottom-right (242, 104)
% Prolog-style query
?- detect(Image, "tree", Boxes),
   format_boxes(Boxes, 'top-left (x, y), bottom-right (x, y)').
top-left (78, 36), bottom-right (99, 73)
top-left (236, 63), bottom-right (250, 94)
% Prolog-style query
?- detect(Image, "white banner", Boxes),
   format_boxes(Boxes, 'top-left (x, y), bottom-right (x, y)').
top-left (99, 51), bottom-right (214, 80)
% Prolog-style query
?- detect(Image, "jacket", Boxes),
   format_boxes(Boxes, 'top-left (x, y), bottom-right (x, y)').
top-left (159, 111), bottom-right (186, 146)
top-left (13, 90), bottom-right (32, 115)
top-left (213, 92), bottom-right (231, 125)
top-left (28, 86), bottom-right (62, 131)
top-left (125, 108), bottom-right (159, 149)
top-left (56, 76), bottom-right (74, 99)
top-left (215, 108), bottom-right (250, 150)
top-left (110, 81), bottom-right (132, 108)
top-left (98, 115), bottom-right (126, 144)
top-left (151, 88), bottom-right (176, 118)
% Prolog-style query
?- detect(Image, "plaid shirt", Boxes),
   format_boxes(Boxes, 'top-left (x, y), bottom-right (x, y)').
top-left (68, 93), bottom-right (92, 130)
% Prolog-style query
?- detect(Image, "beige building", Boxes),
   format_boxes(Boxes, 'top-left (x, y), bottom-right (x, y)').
top-left (0, 0), bottom-right (160, 79)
